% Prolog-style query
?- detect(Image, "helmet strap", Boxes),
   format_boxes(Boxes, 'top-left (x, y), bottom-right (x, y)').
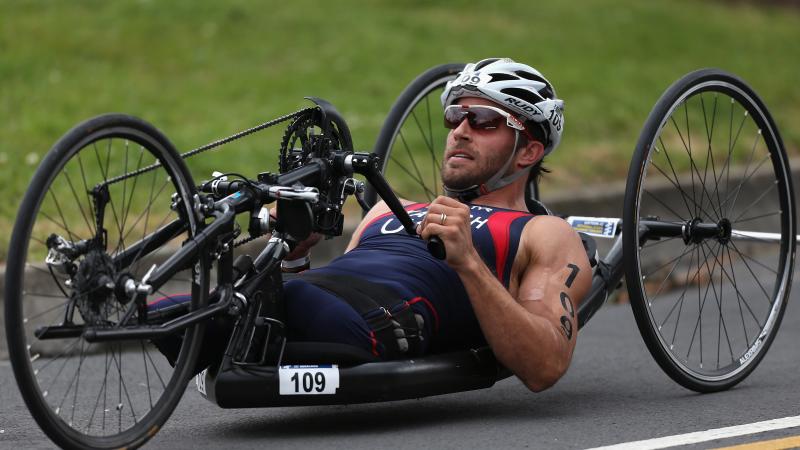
top-left (444, 131), bottom-right (533, 202)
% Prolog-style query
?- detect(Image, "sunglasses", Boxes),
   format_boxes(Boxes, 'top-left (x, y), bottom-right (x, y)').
top-left (444, 104), bottom-right (534, 140)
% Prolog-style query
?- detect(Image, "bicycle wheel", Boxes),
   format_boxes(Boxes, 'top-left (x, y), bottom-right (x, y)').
top-left (5, 114), bottom-right (210, 449)
top-left (366, 63), bottom-right (466, 206)
top-left (623, 69), bottom-right (795, 392)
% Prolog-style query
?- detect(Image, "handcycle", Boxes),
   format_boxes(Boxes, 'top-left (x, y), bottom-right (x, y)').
top-left (4, 65), bottom-right (795, 449)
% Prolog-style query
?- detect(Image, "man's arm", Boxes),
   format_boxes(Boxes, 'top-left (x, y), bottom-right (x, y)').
top-left (418, 196), bottom-right (591, 392)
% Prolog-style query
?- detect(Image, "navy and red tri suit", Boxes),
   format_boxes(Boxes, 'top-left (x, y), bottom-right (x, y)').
top-left (283, 202), bottom-right (537, 357)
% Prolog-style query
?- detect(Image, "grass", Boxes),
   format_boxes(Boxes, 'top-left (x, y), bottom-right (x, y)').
top-left (1, 0), bottom-right (799, 260)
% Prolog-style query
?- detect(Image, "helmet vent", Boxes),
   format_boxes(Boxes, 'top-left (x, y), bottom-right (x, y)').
top-left (474, 58), bottom-right (502, 70)
top-left (514, 71), bottom-right (555, 99)
top-left (489, 73), bottom-right (517, 82)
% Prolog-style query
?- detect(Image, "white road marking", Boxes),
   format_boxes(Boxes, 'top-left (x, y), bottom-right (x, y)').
top-left (585, 416), bottom-right (800, 450)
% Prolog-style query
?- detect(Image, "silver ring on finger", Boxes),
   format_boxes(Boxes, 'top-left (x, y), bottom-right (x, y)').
top-left (439, 213), bottom-right (447, 225)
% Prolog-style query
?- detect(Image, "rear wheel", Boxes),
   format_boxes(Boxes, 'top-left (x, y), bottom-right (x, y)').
top-left (623, 69), bottom-right (795, 392)
top-left (5, 114), bottom-right (210, 448)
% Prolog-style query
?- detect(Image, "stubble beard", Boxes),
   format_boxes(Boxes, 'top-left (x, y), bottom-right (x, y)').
top-left (440, 146), bottom-right (510, 190)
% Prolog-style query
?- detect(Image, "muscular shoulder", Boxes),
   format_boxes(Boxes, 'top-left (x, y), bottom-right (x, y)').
top-left (520, 215), bottom-right (589, 273)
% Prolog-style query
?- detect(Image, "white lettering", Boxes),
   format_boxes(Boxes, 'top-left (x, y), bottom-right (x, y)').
top-left (470, 215), bottom-right (489, 229)
top-left (380, 218), bottom-right (405, 234)
top-left (470, 205), bottom-right (494, 212)
top-left (739, 338), bottom-right (762, 365)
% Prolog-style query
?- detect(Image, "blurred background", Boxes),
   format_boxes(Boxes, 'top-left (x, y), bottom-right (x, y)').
top-left (1, 0), bottom-right (798, 260)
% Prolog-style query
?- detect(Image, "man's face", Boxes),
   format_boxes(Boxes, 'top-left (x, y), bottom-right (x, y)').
top-left (441, 97), bottom-right (520, 190)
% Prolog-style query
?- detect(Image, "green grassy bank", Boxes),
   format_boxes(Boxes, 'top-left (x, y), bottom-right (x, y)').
top-left (1, 0), bottom-right (799, 259)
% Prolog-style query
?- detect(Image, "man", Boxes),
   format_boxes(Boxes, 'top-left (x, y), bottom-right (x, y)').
top-left (280, 58), bottom-right (591, 392)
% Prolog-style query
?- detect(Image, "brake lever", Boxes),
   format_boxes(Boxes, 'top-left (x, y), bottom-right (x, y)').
top-left (348, 152), bottom-right (446, 260)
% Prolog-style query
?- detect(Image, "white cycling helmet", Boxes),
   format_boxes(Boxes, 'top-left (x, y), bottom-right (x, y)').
top-left (441, 58), bottom-right (564, 155)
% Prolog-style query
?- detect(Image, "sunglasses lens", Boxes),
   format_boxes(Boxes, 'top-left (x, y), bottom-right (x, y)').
top-left (469, 109), bottom-right (505, 129)
top-left (444, 107), bottom-right (505, 130)
top-left (444, 108), bottom-right (467, 129)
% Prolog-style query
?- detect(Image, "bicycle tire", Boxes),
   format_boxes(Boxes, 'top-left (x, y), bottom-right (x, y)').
top-left (5, 114), bottom-right (210, 449)
top-left (623, 69), bottom-right (795, 392)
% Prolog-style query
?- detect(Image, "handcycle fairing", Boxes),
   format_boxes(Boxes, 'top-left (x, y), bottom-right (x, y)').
top-left (200, 344), bottom-right (509, 408)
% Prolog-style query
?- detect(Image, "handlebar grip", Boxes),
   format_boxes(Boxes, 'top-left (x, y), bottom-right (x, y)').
top-left (199, 180), bottom-right (246, 196)
top-left (427, 236), bottom-right (446, 260)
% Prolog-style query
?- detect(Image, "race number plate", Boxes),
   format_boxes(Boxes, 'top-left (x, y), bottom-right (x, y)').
top-left (566, 216), bottom-right (620, 238)
top-left (279, 365), bottom-right (340, 395)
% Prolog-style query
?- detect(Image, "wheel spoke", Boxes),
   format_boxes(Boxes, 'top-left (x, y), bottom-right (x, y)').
top-left (733, 210), bottom-right (781, 225)
top-left (724, 134), bottom-right (767, 218)
top-left (396, 129), bottom-right (432, 200)
top-left (670, 113), bottom-right (721, 220)
top-left (119, 176), bottom-right (170, 246)
top-left (76, 152), bottom-right (98, 229)
top-left (698, 242), bottom-right (735, 367)
top-left (722, 245), bottom-right (753, 343)
top-left (642, 235), bottom-right (681, 250)
top-left (649, 159), bottom-right (716, 219)
top-left (643, 244), bottom-right (697, 279)
top-left (643, 188), bottom-right (688, 220)
top-left (705, 243), bottom-right (762, 328)
top-left (389, 145), bottom-right (437, 201)
top-left (86, 347), bottom-right (115, 433)
top-left (23, 296), bottom-right (70, 322)
top-left (730, 180), bottom-right (778, 224)
top-left (63, 170), bottom-right (96, 236)
top-left (728, 238), bottom-right (779, 275)
top-left (655, 138), bottom-right (695, 218)
top-left (727, 240), bottom-right (774, 305)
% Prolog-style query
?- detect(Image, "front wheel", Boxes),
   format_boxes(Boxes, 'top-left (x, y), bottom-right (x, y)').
top-left (5, 114), bottom-right (210, 448)
top-left (623, 69), bottom-right (796, 392)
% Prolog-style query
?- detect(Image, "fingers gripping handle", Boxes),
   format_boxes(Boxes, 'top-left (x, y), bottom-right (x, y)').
top-left (350, 153), bottom-right (447, 260)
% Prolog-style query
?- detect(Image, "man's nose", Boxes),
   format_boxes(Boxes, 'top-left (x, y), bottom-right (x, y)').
top-left (451, 118), bottom-right (472, 141)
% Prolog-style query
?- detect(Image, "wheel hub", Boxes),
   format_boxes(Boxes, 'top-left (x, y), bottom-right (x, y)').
top-left (72, 250), bottom-right (117, 325)
top-left (681, 217), bottom-right (732, 245)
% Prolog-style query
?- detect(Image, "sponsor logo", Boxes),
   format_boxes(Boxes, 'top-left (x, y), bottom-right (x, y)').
top-left (739, 337), bottom-right (762, 365)
top-left (504, 97), bottom-right (540, 115)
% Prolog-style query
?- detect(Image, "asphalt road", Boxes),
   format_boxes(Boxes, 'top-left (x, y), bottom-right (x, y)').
top-left (2, 268), bottom-right (800, 449)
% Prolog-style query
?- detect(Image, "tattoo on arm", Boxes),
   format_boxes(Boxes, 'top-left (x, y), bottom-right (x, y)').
top-left (565, 263), bottom-right (580, 288)
top-left (560, 292), bottom-right (575, 318)
top-left (558, 291), bottom-right (575, 340)
top-left (560, 316), bottom-right (573, 340)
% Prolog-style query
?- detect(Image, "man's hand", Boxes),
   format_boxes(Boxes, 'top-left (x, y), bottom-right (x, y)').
top-left (267, 207), bottom-right (322, 260)
top-left (416, 196), bottom-right (479, 270)
top-left (285, 232), bottom-right (322, 260)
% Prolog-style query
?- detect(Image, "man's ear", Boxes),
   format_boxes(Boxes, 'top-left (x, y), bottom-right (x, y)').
top-left (517, 139), bottom-right (545, 168)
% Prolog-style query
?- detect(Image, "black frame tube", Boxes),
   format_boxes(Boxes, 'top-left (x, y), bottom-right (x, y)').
top-left (577, 236), bottom-right (625, 328)
top-left (81, 288), bottom-right (233, 342)
top-left (112, 219), bottom-right (187, 271)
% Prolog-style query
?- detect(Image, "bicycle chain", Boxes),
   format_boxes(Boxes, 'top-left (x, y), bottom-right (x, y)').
top-left (99, 106), bottom-right (326, 250)
top-left (234, 233), bottom-right (261, 248)
top-left (101, 107), bottom-right (317, 187)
